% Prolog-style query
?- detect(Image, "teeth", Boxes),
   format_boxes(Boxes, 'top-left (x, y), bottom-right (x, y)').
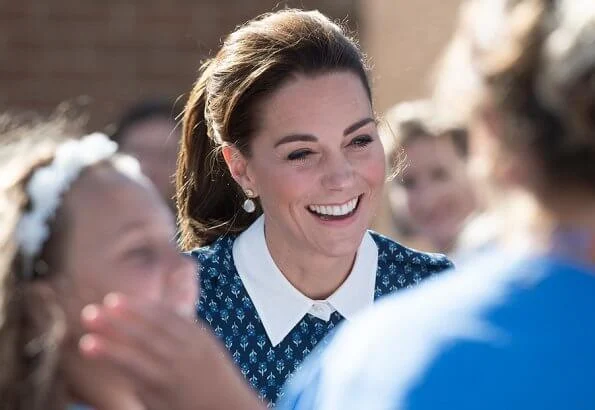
top-left (308, 197), bottom-right (359, 216)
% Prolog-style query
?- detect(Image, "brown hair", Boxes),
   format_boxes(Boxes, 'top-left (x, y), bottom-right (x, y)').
top-left (176, 9), bottom-right (371, 249)
top-left (465, 0), bottom-right (595, 191)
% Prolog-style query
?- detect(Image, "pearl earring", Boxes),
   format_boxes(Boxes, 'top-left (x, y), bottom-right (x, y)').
top-left (243, 189), bottom-right (256, 213)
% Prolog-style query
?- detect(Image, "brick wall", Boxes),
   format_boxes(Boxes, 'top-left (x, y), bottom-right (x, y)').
top-left (361, 0), bottom-right (462, 115)
top-left (0, 0), bottom-right (358, 130)
top-left (359, 0), bottom-right (463, 239)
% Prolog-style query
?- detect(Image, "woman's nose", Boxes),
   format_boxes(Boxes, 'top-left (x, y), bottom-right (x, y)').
top-left (321, 154), bottom-right (355, 190)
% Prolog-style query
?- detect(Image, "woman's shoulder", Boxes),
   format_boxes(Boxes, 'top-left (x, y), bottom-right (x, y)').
top-left (186, 235), bottom-right (237, 267)
top-left (368, 230), bottom-right (454, 272)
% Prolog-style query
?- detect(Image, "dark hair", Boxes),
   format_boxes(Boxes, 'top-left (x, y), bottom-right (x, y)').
top-left (176, 9), bottom-right (371, 249)
top-left (110, 98), bottom-right (182, 145)
top-left (465, 0), bottom-right (595, 191)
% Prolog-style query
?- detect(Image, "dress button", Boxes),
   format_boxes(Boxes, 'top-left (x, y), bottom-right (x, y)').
top-left (310, 302), bottom-right (332, 321)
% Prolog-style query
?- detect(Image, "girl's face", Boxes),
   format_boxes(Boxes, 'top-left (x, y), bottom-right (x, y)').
top-left (52, 163), bottom-right (195, 405)
top-left (400, 136), bottom-right (477, 252)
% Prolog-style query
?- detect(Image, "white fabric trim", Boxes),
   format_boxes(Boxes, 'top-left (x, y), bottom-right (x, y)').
top-left (233, 215), bottom-right (378, 346)
top-left (16, 133), bottom-right (118, 277)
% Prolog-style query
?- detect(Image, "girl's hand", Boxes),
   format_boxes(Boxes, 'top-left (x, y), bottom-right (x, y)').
top-left (79, 293), bottom-right (265, 410)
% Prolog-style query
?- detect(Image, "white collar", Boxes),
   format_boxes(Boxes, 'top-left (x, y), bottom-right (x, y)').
top-left (233, 215), bottom-right (378, 347)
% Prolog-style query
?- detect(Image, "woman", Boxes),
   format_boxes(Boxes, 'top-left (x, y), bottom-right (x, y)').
top-left (0, 120), bottom-right (257, 409)
top-left (278, 0), bottom-right (595, 408)
top-left (175, 8), bottom-right (453, 403)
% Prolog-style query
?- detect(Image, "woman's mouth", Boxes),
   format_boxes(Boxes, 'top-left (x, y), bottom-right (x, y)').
top-left (307, 195), bottom-right (361, 221)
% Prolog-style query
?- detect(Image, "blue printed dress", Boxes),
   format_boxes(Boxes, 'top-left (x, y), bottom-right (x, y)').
top-left (191, 216), bottom-right (452, 405)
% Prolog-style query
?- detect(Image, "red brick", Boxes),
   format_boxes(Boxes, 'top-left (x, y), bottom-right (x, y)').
top-left (0, 0), bottom-right (358, 129)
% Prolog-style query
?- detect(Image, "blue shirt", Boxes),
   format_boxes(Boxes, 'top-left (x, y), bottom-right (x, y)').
top-left (279, 252), bottom-right (595, 410)
top-left (191, 231), bottom-right (452, 405)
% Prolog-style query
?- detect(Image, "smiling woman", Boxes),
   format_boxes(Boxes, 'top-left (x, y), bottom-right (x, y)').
top-left (174, 9), bottom-right (454, 404)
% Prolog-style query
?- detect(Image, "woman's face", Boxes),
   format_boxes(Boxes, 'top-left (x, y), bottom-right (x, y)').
top-left (54, 163), bottom-right (195, 402)
top-left (231, 71), bottom-right (386, 257)
top-left (400, 136), bottom-right (477, 252)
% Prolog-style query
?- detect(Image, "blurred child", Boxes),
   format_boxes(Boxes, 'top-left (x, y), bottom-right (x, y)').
top-left (111, 99), bottom-right (181, 211)
top-left (382, 100), bottom-right (480, 256)
top-left (0, 118), bottom-right (219, 409)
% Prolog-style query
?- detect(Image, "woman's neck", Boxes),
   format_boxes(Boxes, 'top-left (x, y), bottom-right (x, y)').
top-left (263, 224), bottom-right (358, 300)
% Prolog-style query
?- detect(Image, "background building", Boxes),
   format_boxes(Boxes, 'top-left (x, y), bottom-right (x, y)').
top-left (0, 0), bottom-right (462, 238)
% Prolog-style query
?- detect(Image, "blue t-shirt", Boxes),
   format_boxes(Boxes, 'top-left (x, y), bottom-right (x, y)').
top-left (279, 252), bottom-right (595, 410)
top-left (190, 231), bottom-right (452, 405)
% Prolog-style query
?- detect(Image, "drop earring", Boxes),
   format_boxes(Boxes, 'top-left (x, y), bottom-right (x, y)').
top-left (243, 189), bottom-right (256, 213)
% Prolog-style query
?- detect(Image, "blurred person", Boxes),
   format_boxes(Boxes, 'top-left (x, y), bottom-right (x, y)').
top-left (0, 120), bottom-right (258, 410)
top-left (111, 99), bottom-right (181, 210)
top-left (278, 0), bottom-right (595, 408)
top-left (81, 8), bottom-right (453, 406)
top-left (385, 185), bottom-right (432, 251)
top-left (382, 100), bottom-right (480, 257)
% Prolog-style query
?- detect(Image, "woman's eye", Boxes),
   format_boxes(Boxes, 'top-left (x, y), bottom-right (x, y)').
top-left (349, 135), bottom-right (373, 148)
top-left (287, 149), bottom-right (313, 161)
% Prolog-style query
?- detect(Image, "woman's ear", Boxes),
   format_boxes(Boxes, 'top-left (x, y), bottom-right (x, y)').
top-left (221, 145), bottom-right (257, 195)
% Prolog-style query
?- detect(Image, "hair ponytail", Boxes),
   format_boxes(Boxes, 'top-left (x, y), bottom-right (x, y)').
top-left (176, 61), bottom-right (260, 250)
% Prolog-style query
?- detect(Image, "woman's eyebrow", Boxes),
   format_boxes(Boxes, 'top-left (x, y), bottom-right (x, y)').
top-left (274, 134), bottom-right (317, 148)
top-left (274, 117), bottom-right (375, 148)
top-left (343, 117), bottom-right (375, 135)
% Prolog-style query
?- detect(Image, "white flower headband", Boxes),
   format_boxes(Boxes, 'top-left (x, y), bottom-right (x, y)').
top-left (16, 133), bottom-right (118, 278)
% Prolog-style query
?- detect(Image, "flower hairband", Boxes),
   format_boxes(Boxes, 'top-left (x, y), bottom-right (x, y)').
top-left (16, 133), bottom-right (118, 278)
